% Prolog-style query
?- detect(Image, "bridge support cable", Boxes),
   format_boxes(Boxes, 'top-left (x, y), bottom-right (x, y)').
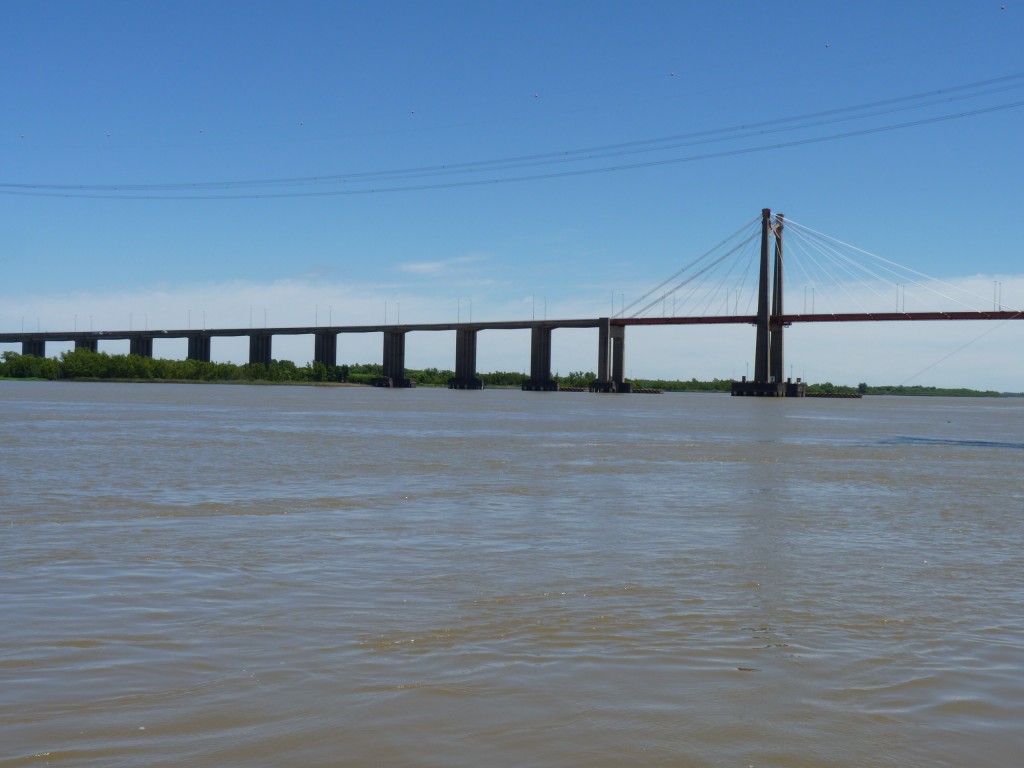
top-left (669, 229), bottom-right (760, 319)
top-left (784, 223), bottom-right (931, 316)
top-left (694, 232), bottom-right (759, 318)
top-left (786, 223), bottom-right (958, 316)
top-left (784, 230), bottom-right (890, 316)
top-left (629, 229), bottom-right (761, 318)
top-left (618, 216), bottom-right (759, 318)
top-left (735, 240), bottom-right (761, 317)
top-left (784, 218), bottom-right (1004, 314)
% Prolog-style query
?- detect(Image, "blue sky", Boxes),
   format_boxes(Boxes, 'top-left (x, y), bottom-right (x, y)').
top-left (3, 1), bottom-right (1022, 389)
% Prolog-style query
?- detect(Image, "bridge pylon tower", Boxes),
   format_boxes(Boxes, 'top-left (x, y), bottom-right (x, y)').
top-left (731, 208), bottom-right (806, 397)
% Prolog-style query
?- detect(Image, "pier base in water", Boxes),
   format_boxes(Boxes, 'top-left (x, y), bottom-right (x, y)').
top-left (522, 380), bottom-right (559, 392)
top-left (372, 376), bottom-right (415, 388)
top-left (448, 377), bottom-right (484, 390)
top-left (731, 377), bottom-right (806, 397)
top-left (588, 380), bottom-right (632, 393)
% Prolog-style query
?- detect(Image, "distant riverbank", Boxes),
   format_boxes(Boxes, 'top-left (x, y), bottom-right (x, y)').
top-left (1, 349), bottom-right (1019, 396)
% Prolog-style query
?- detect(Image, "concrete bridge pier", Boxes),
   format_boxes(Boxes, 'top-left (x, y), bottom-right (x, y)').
top-left (249, 333), bottom-right (272, 367)
top-left (523, 325), bottom-right (558, 391)
top-left (314, 331), bottom-right (337, 368)
top-left (129, 337), bottom-right (153, 358)
top-left (589, 318), bottom-right (631, 392)
top-left (75, 339), bottom-right (98, 353)
top-left (589, 317), bottom-right (616, 392)
top-left (375, 330), bottom-right (413, 387)
top-left (731, 208), bottom-right (805, 397)
top-left (611, 324), bottom-right (631, 393)
top-left (22, 339), bottom-right (46, 357)
top-left (187, 334), bottom-right (211, 362)
top-left (449, 328), bottom-right (483, 389)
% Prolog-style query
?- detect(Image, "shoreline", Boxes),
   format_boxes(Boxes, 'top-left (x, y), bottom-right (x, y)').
top-left (2, 376), bottom-right (1020, 397)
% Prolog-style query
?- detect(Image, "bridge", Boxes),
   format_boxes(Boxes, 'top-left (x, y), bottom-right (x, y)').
top-left (3, 209), bottom-right (1019, 394)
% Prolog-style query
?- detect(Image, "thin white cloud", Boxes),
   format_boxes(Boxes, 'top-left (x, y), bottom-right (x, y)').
top-left (397, 253), bottom-right (489, 277)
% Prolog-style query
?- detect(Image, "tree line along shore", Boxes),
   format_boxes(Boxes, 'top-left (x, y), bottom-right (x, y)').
top-left (0, 348), bottom-right (1017, 397)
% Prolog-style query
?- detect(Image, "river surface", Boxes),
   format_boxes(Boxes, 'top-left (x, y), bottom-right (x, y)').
top-left (1, 381), bottom-right (1022, 767)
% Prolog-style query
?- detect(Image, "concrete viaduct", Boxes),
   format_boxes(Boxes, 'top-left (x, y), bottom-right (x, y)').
top-left (0, 317), bottom-right (633, 392)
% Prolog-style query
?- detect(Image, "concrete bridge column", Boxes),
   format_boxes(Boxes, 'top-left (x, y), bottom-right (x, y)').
top-left (314, 331), bottom-right (337, 368)
top-left (753, 207), bottom-right (772, 386)
top-left (249, 333), bottom-right (272, 367)
top-left (376, 330), bottom-right (412, 387)
top-left (523, 325), bottom-right (558, 391)
top-left (75, 339), bottom-right (98, 353)
top-left (449, 328), bottom-right (483, 389)
top-left (22, 339), bottom-right (45, 357)
top-left (589, 318), bottom-right (618, 392)
top-left (611, 324), bottom-right (632, 393)
top-left (129, 337), bottom-right (153, 358)
top-left (732, 208), bottom-right (799, 397)
top-left (769, 213), bottom-right (788, 388)
top-left (187, 334), bottom-right (212, 362)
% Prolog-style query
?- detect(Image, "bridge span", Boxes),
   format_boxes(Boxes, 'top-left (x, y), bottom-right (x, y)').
top-left (3, 209), bottom-right (1019, 393)
top-left (2, 308), bottom-right (1019, 393)
top-left (0, 318), bottom-right (618, 391)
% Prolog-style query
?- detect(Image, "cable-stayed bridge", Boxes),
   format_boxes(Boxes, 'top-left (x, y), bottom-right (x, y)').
top-left (3, 209), bottom-right (1019, 395)
top-left (619, 209), bottom-right (1021, 394)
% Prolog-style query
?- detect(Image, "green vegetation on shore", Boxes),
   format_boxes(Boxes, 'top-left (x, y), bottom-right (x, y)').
top-left (0, 349), bottom-right (527, 388)
top-left (0, 349), bottom-right (1018, 396)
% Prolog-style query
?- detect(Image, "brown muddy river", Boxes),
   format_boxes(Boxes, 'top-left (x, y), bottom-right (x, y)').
top-left (2, 381), bottom-right (1022, 767)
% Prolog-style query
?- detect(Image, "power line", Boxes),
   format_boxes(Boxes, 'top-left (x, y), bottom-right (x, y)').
top-left (3, 92), bottom-right (1022, 200)
top-left (7, 72), bottom-right (1022, 193)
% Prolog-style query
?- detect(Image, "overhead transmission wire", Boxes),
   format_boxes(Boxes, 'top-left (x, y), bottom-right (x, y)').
top-left (285, 77), bottom-right (1024, 184)
top-left (19, 75), bottom-right (1024, 191)
top-left (4, 101), bottom-right (1022, 200)
top-left (4, 73), bottom-right (1022, 192)
top-left (3, 74), bottom-right (1024, 200)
